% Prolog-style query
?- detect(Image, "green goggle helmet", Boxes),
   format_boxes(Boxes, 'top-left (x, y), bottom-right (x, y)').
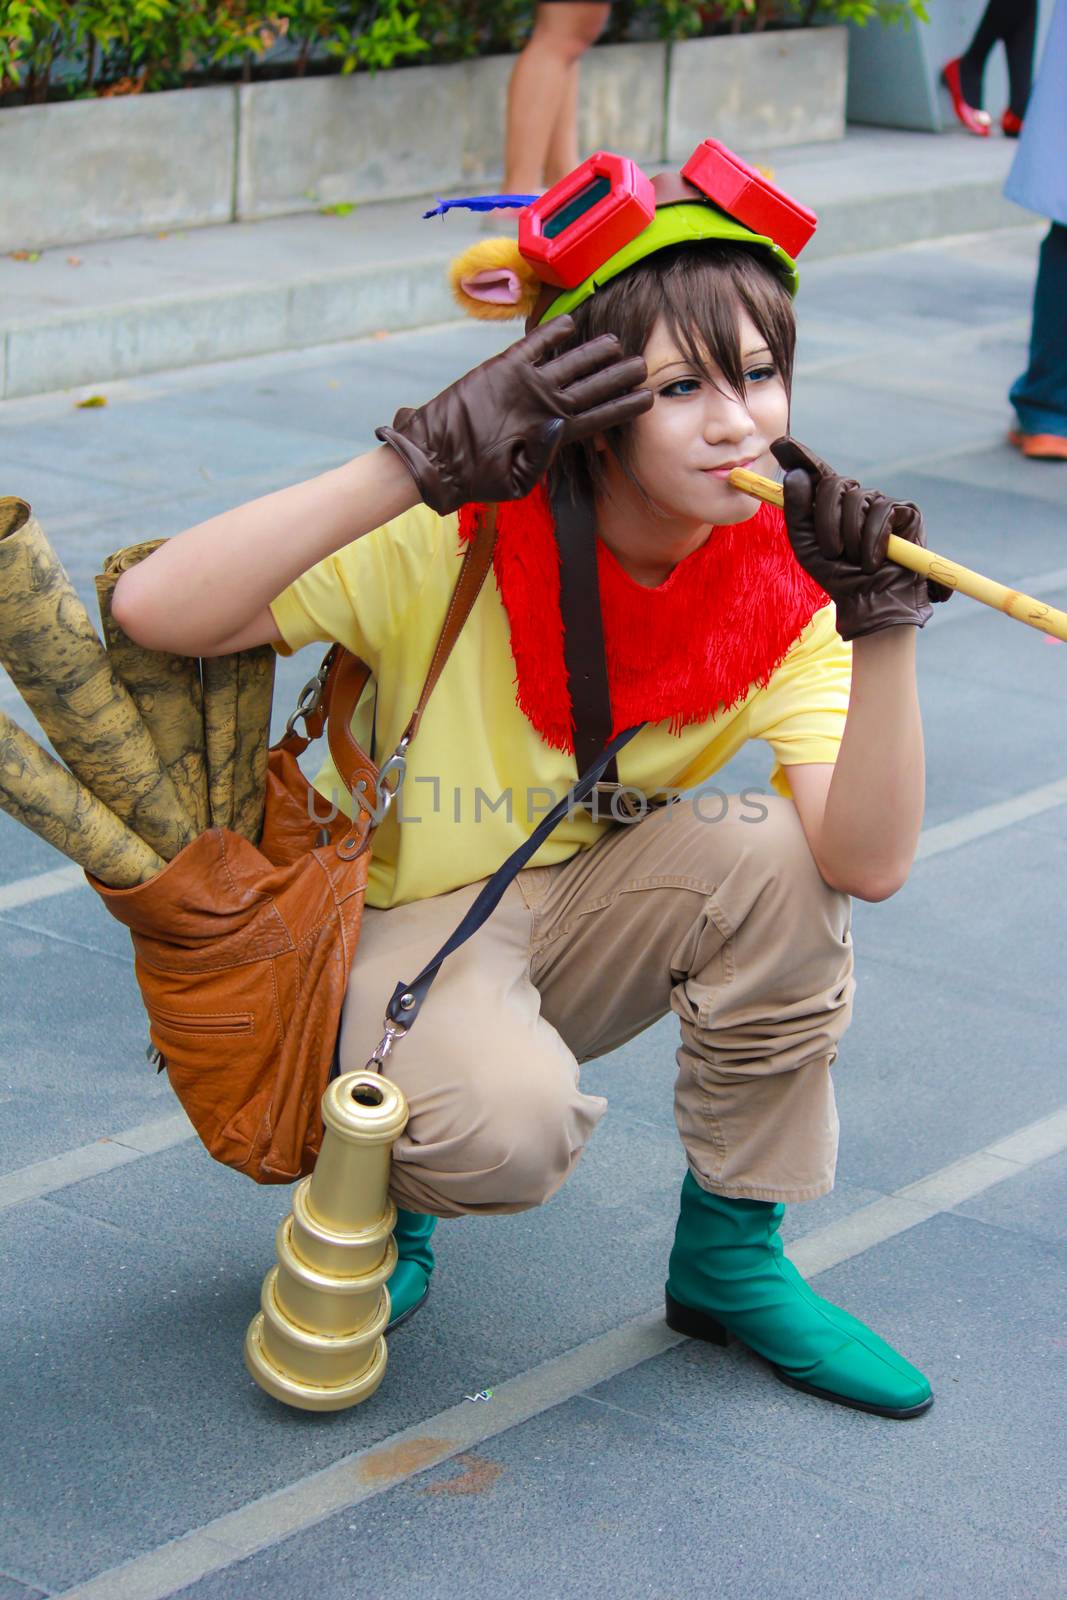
top-left (448, 139), bottom-right (815, 328)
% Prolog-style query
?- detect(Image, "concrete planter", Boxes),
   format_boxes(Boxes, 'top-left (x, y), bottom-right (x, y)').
top-left (0, 87), bottom-right (237, 254)
top-left (236, 43), bottom-right (667, 221)
top-left (667, 28), bottom-right (847, 159)
top-left (0, 30), bottom-right (844, 255)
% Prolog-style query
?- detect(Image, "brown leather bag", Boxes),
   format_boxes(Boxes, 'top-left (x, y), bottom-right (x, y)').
top-left (90, 509), bottom-right (496, 1185)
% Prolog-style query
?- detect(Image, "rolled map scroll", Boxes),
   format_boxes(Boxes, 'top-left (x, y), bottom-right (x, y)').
top-left (232, 645), bottom-right (276, 845)
top-left (0, 708), bottom-right (164, 886)
top-left (95, 542), bottom-right (211, 835)
top-left (0, 499), bottom-right (196, 860)
top-left (202, 653), bottom-right (238, 831)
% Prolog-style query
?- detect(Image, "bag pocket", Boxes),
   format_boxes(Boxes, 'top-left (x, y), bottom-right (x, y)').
top-left (149, 1005), bottom-right (254, 1036)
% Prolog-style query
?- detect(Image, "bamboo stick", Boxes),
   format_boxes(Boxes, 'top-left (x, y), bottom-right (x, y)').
top-left (728, 468), bottom-right (1067, 645)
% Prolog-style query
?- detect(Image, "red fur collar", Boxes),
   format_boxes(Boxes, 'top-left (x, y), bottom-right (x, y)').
top-left (458, 485), bottom-right (827, 753)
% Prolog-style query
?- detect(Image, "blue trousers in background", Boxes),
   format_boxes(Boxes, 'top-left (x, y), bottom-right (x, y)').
top-left (1010, 223), bottom-right (1067, 438)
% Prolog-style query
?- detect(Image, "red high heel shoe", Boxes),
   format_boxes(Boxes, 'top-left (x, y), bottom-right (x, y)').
top-left (1001, 109), bottom-right (1024, 138)
top-left (941, 58), bottom-right (992, 136)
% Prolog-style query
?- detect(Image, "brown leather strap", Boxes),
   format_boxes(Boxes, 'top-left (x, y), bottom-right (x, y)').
top-left (326, 651), bottom-right (377, 800)
top-left (279, 504), bottom-right (498, 810)
top-left (275, 643), bottom-right (372, 797)
top-left (551, 477), bottom-right (619, 788)
top-left (401, 503), bottom-right (497, 746)
top-left (328, 501), bottom-right (494, 806)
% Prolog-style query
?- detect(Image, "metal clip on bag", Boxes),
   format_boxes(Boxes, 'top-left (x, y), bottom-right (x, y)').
top-left (89, 509), bottom-right (498, 1186)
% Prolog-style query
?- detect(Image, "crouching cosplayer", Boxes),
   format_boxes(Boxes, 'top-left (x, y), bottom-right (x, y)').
top-left (114, 142), bottom-right (950, 1419)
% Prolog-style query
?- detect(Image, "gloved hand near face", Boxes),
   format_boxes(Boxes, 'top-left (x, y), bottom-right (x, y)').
top-left (376, 315), bottom-right (652, 515)
top-left (771, 436), bottom-right (953, 642)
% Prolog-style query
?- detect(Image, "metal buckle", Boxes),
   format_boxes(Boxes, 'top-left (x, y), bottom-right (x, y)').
top-left (365, 1017), bottom-right (408, 1072)
top-left (376, 737), bottom-right (410, 813)
top-left (578, 782), bottom-right (647, 821)
top-left (351, 737), bottom-right (410, 824)
top-left (283, 654), bottom-right (333, 740)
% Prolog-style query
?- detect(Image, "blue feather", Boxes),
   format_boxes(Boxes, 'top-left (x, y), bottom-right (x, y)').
top-left (422, 194), bottom-right (540, 219)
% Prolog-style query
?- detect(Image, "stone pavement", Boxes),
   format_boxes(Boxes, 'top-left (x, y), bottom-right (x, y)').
top-left (0, 127), bottom-right (1027, 400)
top-left (1, 220), bottom-right (1066, 1599)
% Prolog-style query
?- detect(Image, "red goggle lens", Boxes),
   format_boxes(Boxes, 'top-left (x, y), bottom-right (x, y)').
top-left (680, 139), bottom-right (816, 259)
top-left (520, 153), bottom-right (656, 289)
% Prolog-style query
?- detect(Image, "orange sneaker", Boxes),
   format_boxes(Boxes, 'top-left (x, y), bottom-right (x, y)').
top-left (1008, 429), bottom-right (1067, 460)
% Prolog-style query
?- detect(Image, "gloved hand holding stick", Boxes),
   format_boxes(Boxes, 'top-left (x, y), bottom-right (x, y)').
top-left (729, 453), bottom-right (1067, 645)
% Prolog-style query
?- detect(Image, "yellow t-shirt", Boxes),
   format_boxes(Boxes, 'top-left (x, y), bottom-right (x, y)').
top-left (270, 504), bottom-right (852, 909)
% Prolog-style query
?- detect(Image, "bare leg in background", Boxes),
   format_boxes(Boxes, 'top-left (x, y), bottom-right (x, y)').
top-left (504, 3), bottom-right (611, 194)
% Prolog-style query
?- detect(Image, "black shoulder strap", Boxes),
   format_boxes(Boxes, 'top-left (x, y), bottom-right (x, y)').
top-left (382, 721), bottom-right (642, 1035)
top-left (362, 484), bottom-right (645, 1064)
top-left (551, 476), bottom-right (620, 788)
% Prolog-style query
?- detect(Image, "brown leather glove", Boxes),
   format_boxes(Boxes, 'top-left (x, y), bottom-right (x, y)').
top-left (771, 436), bottom-right (952, 641)
top-left (375, 315), bottom-right (652, 515)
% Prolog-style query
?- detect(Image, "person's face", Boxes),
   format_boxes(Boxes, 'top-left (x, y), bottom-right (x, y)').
top-left (606, 310), bottom-right (790, 530)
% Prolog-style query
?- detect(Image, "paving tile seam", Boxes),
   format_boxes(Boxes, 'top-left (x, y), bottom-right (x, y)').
top-left (0, 1113), bottom-right (194, 1212)
top-left (0, 910), bottom-right (133, 966)
top-left (848, 945), bottom-right (1062, 1014)
top-left (791, 1105), bottom-right (1067, 1278)
top-left (572, 1387), bottom-right (855, 1480)
top-left (0, 250), bottom-right (452, 338)
top-left (921, 670), bottom-right (1067, 721)
top-left (914, 779), bottom-right (1067, 862)
top-left (0, 297), bottom-right (1019, 432)
top-left (47, 1102), bottom-right (1067, 1600)
top-left (5, 755), bottom-right (1067, 924)
top-left (799, 313), bottom-right (1030, 370)
top-left (2, 772), bottom-right (1066, 1205)
top-left (2, 274), bottom-right (458, 400)
top-left (0, 204), bottom-right (1022, 341)
top-left (10, 448), bottom-right (376, 538)
top-left (0, 1578), bottom-right (51, 1600)
top-left (1, 220), bottom-right (1035, 399)
top-left (0, 864), bottom-right (83, 912)
top-left (0, 318), bottom-right (484, 420)
top-left (12, 434), bottom-right (358, 497)
top-left (50, 1315), bottom-right (685, 1600)
top-left (574, 1389), bottom-right (1067, 1566)
top-left (37, 1189), bottom-right (142, 1241)
top-left (893, 222), bottom-right (1042, 255)
top-left (861, 431), bottom-right (1018, 484)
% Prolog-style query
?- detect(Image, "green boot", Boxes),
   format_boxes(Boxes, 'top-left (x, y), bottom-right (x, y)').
top-left (665, 1173), bottom-right (932, 1419)
top-left (386, 1209), bottom-right (436, 1331)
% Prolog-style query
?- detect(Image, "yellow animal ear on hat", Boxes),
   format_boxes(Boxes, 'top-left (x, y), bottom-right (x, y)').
top-left (449, 239), bottom-right (543, 321)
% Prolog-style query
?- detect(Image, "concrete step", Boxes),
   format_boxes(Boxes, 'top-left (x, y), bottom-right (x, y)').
top-left (0, 126), bottom-right (1030, 402)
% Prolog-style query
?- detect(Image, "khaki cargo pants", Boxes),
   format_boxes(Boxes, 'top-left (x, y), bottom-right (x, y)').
top-left (338, 794), bottom-right (854, 1217)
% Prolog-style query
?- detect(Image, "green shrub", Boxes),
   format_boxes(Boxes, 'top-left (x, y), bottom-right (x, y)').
top-left (0, 0), bottom-right (927, 105)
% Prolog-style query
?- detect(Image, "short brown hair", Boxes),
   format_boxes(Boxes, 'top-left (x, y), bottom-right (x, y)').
top-left (552, 242), bottom-right (795, 503)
